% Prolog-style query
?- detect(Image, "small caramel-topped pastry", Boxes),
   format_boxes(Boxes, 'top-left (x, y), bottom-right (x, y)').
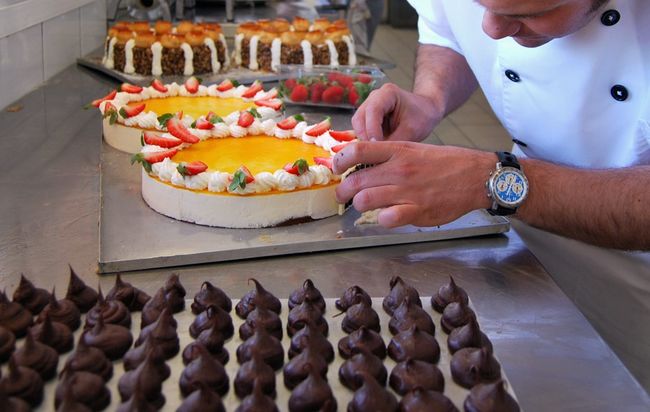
top-left (185, 30), bottom-right (207, 47)
top-left (273, 18), bottom-right (291, 33)
top-left (127, 21), bottom-right (150, 32)
top-left (154, 20), bottom-right (172, 34)
top-left (258, 28), bottom-right (278, 44)
top-left (281, 31), bottom-right (303, 46)
top-left (238, 22), bottom-right (261, 38)
top-left (325, 26), bottom-right (347, 42)
top-left (292, 17), bottom-right (310, 32)
top-left (257, 19), bottom-right (273, 30)
top-left (305, 30), bottom-right (324, 44)
top-left (203, 28), bottom-right (220, 41)
top-left (134, 31), bottom-right (156, 48)
top-left (333, 19), bottom-right (348, 29)
top-left (113, 21), bottom-right (129, 30)
top-left (115, 28), bottom-right (134, 44)
top-left (160, 33), bottom-right (184, 48)
top-left (108, 27), bottom-right (122, 38)
top-left (176, 20), bottom-right (195, 34)
top-left (311, 18), bottom-right (331, 31)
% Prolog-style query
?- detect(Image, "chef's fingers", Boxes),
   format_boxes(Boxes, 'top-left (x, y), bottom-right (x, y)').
top-left (335, 165), bottom-right (396, 204)
top-left (377, 204), bottom-right (421, 228)
top-left (352, 185), bottom-right (406, 212)
top-left (332, 141), bottom-right (394, 175)
top-left (354, 84), bottom-right (400, 141)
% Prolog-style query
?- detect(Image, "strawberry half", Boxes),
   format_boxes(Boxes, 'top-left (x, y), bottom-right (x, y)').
top-left (241, 81), bottom-right (263, 99)
top-left (142, 131), bottom-right (182, 148)
top-left (313, 156), bottom-right (333, 170)
top-left (357, 73), bottom-right (373, 84)
top-left (121, 83), bottom-right (143, 93)
top-left (177, 161), bottom-right (208, 176)
top-left (166, 117), bottom-right (200, 144)
top-left (276, 114), bottom-right (304, 130)
top-left (256, 88), bottom-right (278, 101)
top-left (238, 111), bottom-right (255, 127)
top-left (103, 102), bottom-right (118, 125)
top-left (131, 148), bottom-right (178, 172)
top-left (331, 142), bottom-right (351, 153)
top-left (329, 130), bottom-right (356, 141)
top-left (89, 89), bottom-right (117, 108)
top-left (119, 103), bottom-right (146, 118)
top-left (306, 117), bottom-right (332, 137)
top-left (195, 118), bottom-right (214, 130)
top-left (151, 79), bottom-right (168, 93)
top-left (217, 78), bottom-right (239, 92)
top-left (254, 99), bottom-right (283, 111)
top-left (283, 159), bottom-right (309, 175)
top-left (185, 76), bottom-right (200, 94)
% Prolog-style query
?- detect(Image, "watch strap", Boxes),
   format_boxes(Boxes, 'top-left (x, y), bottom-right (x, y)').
top-left (496, 151), bottom-right (520, 169)
top-left (488, 205), bottom-right (517, 216)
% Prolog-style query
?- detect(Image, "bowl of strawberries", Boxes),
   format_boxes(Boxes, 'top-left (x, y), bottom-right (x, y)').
top-left (278, 65), bottom-right (386, 109)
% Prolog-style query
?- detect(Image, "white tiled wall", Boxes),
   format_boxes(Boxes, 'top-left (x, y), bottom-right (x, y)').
top-left (0, 0), bottom-right (106, 110)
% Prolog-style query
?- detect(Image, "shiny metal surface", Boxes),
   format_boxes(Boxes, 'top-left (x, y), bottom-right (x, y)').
top-left (0, 65), bottom-right (648, 410)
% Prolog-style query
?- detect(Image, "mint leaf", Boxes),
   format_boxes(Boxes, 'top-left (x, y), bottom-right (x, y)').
top-left (229, 170), bottom-right (247, 191)
top-left (177, 163), bottom-right (188, 176)
top-left (191, 120), bottom-right (197, 128)
top-left (140, 133), bottom-right (144, 146)
top-left (293, 114), bottom-right (305, 122)
top-left (293, 159), bottom-right (308, 175)
top-left (108, 111), bottom-right (118, 125)
top-left (130, 153), bottom-right (152, 173)
top-left (232, 80), bottom-right (240, 87)
top-left (209, 115), bottom-right (224, 124)
top-left (157, 113), bottom-right (174, 127)
top-left (249, 108), bottom-right (261, 118)
top-left (119, 108), bottom-right (128, 118)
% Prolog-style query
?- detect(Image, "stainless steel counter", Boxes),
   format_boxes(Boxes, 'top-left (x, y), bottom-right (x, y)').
top-left (0, 65), bottom-right (648, 411)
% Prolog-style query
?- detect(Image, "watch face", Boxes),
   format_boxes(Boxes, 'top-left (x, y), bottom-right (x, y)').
top-left (493, 168), bottom-right (528, 206)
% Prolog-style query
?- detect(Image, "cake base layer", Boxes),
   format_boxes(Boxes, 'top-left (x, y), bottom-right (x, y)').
top-left (141, 170), bottom-right (339, 228)
top-left (103, 119), bottom-right (144, 154)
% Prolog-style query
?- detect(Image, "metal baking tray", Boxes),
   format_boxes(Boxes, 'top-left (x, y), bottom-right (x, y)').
top-left (98, 144), bottom-right (510, 274)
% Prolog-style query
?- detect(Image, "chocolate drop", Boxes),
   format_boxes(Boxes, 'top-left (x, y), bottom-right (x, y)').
top-left (118, 350), bottom-right (169, 407)
top-left (164, 273), bottom-right (186, 313)
top-left (183, 339), bottom-right (230, 366)
top-left (191, 281), bottom-right (232, 314)
top-left (399, 388), bottom-right (459, 412)
top-left (336, 285), bottom-right (372, 311)
top-left (55, 370), bottom-right (111, 411)
top-left (338, 350), bottom-right (387, 390)
top-left (342, 298), bottom-right (380, 333)
top-left (28, 312), bottom-right (73, 353)
top-left (448, 317), bottom-right (492, 354)
top-left (288, 368), bottom-right (337, 412)
top-left (189, 304), bottom-right (233, 340)
top-left (135, 307), bottom-right (179, 358)
top-left (13, 333), bottom-right (59, 380)
top-left (239, 305), bottom-right (283, 340)
top-left (235, 379), bottom-right (279, 412)
top-left (236, 327), bottom-right (284, 370)
top-left (116, 386), bottom-right (160, 412)
top-left (388, 325), bottom-right (440, 363)
top-left (382, 276), bottom-right (422, 316)
top-left (450, 347), bottom-right (501, 389)
top-left (179, 344), bottom-right (229, 397)
top-left (12, 274), bottom-right (50, 315)
top-left (106, 273), bottom-right (151, 311)
top-left (389, 297), bottom-right (435, 336)
top-left (431, 276), bottom-right (469, 313)
top-left (37, 288), bottom-right (81, 331)
top-left (80, 313), bottom-right (133, 360)
top-left (288, 279), bottom-right (326, 312)
top-left (55, 383), bottom-right (92, 412)
top-left (178, 382), bottom-right (226, 412)
top-left (0, 324), bottom-right (16, 363)
top-left (389, 358), bottom-right (444, 395)
top-left (338, 326), bottom-right (386, 359)
top-left (235, 353), bottom-right (277, 398)
top-left (235, 278), bottom-right (281, 319)
top-left (140, 287), bottom-right (167, 328)
top-left (287, 300), bottom-right (328, 337)
top-left (123, 335), bottom-right (168, 372)
top-left (65, 266), bottom-right (98, 312)
top-left (0, 387), bottom-right (31, 412)
top-left (64, 339), bottom-right (113, 381)
top-left (441, 300), bottom-right (475, 334)
top-left (0, 289), bottom-right (33, 337)
top-left (464, 379), bottom-right (520, 412)
top-left (288, 321), bottom-right (334, 362)
top-left (85, 285), bottom-right (131, 330)
top-left (0, 357), bottom-right (44, 406)
top-left (347, 374), bottom-right (398, 412)
top-left (283, 345), bottom-right (329, 390)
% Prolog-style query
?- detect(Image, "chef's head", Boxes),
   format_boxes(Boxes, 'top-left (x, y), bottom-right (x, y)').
top-left (477, 0), bottom-right (608, 47)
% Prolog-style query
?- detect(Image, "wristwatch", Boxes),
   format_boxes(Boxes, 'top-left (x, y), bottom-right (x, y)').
top-left (486, 151), bottom-right (529, 216)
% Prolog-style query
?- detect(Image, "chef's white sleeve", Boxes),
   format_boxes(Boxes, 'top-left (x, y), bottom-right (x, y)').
top-left (407, 0), bottom-right (463, 55)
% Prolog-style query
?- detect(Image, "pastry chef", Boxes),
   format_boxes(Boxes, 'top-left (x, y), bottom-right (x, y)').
top-left (333, 0), bottom-right (650, 390)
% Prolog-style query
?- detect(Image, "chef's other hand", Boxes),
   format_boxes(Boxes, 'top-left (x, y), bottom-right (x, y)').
top-left (333, 141), bottom-right (493, 228)
top-left (352, 83), bottom-right (442, 142)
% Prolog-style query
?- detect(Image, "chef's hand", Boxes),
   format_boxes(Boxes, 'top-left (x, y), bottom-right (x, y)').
top-left (333, 141), bottom-right (494, 228)
top-left (352, 83), bottom-right (443, 142)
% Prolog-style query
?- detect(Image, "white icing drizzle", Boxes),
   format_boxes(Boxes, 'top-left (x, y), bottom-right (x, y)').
top-left (123, 39), bottom-right (136, 74)
top-left (101, 36), bottom-right (110, 65)
top-left (220, 33), bottom-right (230, 68)
top-left (271, 38), bottom-right (282, 72)
top-left (204, 37), bottom-right (220, 74)
top-left (151, 42), bottom-right (163, 76)
top-left (343, 35), bottom-right (357, 66)
top-left (301, 40), bottom-right (313, 69)
top-left (249, 35), bottom-right (260, 71)
top-left (235, 33), bottom-right (244, 66)
top-left (104, 37), bottom-right (118, 69)
top-left (181, 43), bottom-right (194, 76)
top-left (326, 40), bottom-right (339, 67)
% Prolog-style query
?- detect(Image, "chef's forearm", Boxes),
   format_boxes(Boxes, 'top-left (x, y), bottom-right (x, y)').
top-left (516, 160), bottom-right (650, 250)
top-left (414, 44), bottom-right (478, 118)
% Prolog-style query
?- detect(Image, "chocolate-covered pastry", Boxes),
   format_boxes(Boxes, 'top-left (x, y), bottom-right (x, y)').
top-left (289, 279), bottom-right (326, 312)
top-left (106, 273), bottom-right (151, 311)
top-left (389, 297), bottom-right (435, 336)
top-left (13, 333), bottom-right (59, 380)
top-left (464, 379), bottom-right (520, 412)
top-left (338, 326), bottom-right (386, 359)
top-left (179, 344), bottom-right (229, 397)
top-left (183, 340), bottom-right (230, 366)
top-left (55, 370), bottom-right (111, 410)
top-left (338, 350), bottom-right (387, 390)
top-left (28, 312), bottom-right (73, 353)
top-left (399, 388), bottom-right (459, 412)
top-left (135, 307), bottom-right (179, 358)
top-left (124, 335), bottom-right (168, 372)
top-left (382, 276), bottom-right (422, 316)
top-left (448, 317), bottom-right (492, 354)
top-left (450, 347), bottom-right (501, 389)
top-left (342, 298), bottom-right (380, 333)
top-left (191, 281), bottom-right (232, 314)
top-left (348, 374), bottom-right (398, 412)
top-left (189, 304), bottom-right (233, 340)
top-left (235, 278), bottom-right (281, 319)
top-left (163, 273), bottom-right (186, 313)
top-left (236, 327), bottom-right (284, 370)
top-left (283, 345), bottom-right (329, 390)
top-left (441, 300), bottom-right (475, 334)
top-left (85, 286), bottom-right (131, 330)
top-left (288, 368), bottom-right (337, 412)
top-left (287, 300), bottom-right (328, 337)
top-left (389, 358), bottom-right (444, 395)
top-left (0, 388), bottom-right (31, 412)
top-left (178, 382), bottom-right (226, 412)
top-left (0, 324), bottom-right (16, 362)
top-left (388, 325), bottom-right (440, 363)
top-left (140, 287), bottom-right (167, 328)
top-left (0, 290), bottom-right (33, 337)
top-left (431, 276), bottom-right (469, 313)
top-left (235, 379), bottom-right (279, 412)
top-left (64, 340), bottom-right (113, 381)
top-left (336, 285), bottom-right (372, 311)
top-left (37, 289), bottom-right (81, 331)
top-left (288, 321), bottom-right (334, 362)
top-left (118, 350), bottom-right (169, 407)
top-left (239, 305), bottom-right (283, 340)
top-left (80, 313), bottom-right (133, 360)
top-left (65, 266), bottom-right (98, 312)
top-left (235, 353), bottom-right (277, 398)
top-left (55, 384), bottom-right (93, 412)
top-left (12, 274), bottom-right (50, 315)
top-left (0, 357), bottom-right (44, 406)
top-left (116, 386), bottom-right (160, 412)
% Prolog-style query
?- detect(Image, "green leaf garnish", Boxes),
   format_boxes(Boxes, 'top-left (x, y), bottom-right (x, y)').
top-left (293, 114), bottom-right (305, 122)
top-left (249, 108), bottom-right (261, 118)
top-left (177, 163), bottom-right (189, 176)
top-left (140, 133), bottom-right (144, 146)
top-left (130, 153), bottom-right (152, 173)
top-left (118, 108), bottom-right (128, 118)
top-left (157, 113), bottom-right (174, 127)
top-left (293, 159), bottom-right (308, 175)
top-left (191, 120), bottom-right (197, 128)
top-left (232, 80), bottom-right (240, 87)
top-left (229, 170), bottom-right (247, 191)
top-left (209, 115), bottom-right (224, 124)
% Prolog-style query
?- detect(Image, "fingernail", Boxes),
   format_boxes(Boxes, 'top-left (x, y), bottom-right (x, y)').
top-left (370, 137), bottom-right (377, 142)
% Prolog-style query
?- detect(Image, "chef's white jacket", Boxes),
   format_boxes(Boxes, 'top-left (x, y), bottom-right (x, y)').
top-left (406, 0), bottom-right (650, 391)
